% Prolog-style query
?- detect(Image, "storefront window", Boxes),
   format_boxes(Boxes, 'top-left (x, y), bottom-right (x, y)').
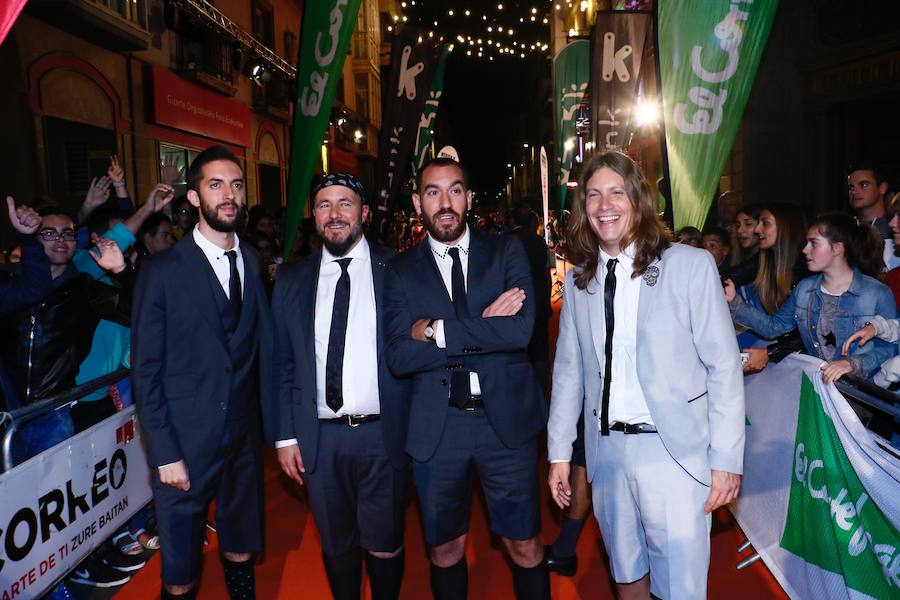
top-left (159, 143), bottom-right (247, 201)
top-left (159, 144), bottom-right (195, 199)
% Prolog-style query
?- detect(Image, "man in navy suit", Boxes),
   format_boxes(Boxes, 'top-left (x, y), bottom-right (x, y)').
top-left (267, 174), bottom-right (408, 600)
top-left (384, 158), bottom-right (550, 600)
top-left (133, 146), bottom-right (271, 600)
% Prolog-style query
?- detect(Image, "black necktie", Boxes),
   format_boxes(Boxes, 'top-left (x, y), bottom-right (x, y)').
top-left (600, 258), bottom-right (618, 436)
top-left (225, 250), bottom-right (242, 322)
top-left (448, 247), bottom-right (471, 408)
top-left (448, 247), bottom-right (469, 318)
top-left (325, 258), bottom-right (352, 413)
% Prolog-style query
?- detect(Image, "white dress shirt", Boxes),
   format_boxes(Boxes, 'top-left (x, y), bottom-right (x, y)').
top-left (428, 227), bottom-right (482, 395)
top-left (598, 245), bottom-right (654, 427)
top-left (192, 226), bottom-right (244, 300)
top-left (314, 238), bottom-right (380, 417)
top-left (277, 238), bottom-right (381, 449)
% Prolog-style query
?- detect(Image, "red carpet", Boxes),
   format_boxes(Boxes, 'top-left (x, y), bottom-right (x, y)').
top-left (116, 296), bottom-right (788, 599)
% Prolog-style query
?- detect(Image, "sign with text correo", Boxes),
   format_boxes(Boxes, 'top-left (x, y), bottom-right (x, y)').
top-left (0, 408), bottom-right (151, 600)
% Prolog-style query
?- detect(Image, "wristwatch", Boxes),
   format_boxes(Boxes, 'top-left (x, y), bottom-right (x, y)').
top-left (424, 319), bottom-right (437, 342)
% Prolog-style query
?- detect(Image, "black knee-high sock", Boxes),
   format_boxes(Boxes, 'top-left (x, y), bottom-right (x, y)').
top-left (364, 550), bottom-right (405, 600)
top-left (223, 557), bottom-right (256, 600)
top-left (323, 549), bottom-right (362, 600)
top-left (552, 515), bottom-right (587, 557)
top-left (511, 562), bottom-right (550, 600)
top-left (161, 586), bottom-right (197, 600)
top-left (429, 558), bottom-right (468, 600)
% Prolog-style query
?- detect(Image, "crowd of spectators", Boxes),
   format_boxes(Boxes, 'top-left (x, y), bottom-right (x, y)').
top-left (688, 162), bottom-right (900, 446)
top-left (1, 152), bottom-right (899, 596)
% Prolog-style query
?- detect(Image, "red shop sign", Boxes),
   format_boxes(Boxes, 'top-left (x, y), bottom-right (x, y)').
top-left (147, 66), bottom-right (251, 147)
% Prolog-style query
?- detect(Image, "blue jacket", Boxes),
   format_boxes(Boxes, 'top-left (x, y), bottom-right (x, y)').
top-left (732, 268), bottom-right (899, 377)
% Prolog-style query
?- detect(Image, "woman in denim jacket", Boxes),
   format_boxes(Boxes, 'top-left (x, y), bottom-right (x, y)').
top-left (725, 213), bottom-right (898, 383)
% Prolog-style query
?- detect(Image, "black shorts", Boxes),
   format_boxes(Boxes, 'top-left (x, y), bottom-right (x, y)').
top-left (571, 412), bottom-right (586, 467)
top-left (303, 420), bottom-right (407, 557)
top-left (413, 407), bottom-right (541, 546)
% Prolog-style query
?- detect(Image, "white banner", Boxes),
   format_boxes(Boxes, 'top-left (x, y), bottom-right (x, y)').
top-left (732, 354), bottom-right (900, 600)
top-left (0, 407), bottom-right (151, 600)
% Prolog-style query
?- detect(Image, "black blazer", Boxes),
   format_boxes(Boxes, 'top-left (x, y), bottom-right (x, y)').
top-left (132, 235), bottom-right (273, 471)
top-left (384, 231), bottom-right (547, 462)
top-left (265, 241), bottom-right (410, 471)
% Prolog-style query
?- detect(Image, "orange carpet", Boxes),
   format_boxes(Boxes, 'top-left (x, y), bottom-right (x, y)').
top-left (116, 293), bottom-right (788, 599)
top-left (115, 450), bottom-right (787, 599)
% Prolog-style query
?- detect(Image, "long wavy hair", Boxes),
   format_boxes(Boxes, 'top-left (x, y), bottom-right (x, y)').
top-left (754, 202), bottom-right (807, 314)
top-left (567, 151), bottom-right (672, 290)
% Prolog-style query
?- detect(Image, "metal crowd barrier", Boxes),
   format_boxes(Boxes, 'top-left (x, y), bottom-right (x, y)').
top-left (0, 367), bottom-right (130, 473)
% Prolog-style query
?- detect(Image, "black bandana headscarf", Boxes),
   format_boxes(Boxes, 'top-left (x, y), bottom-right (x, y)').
top-left (312, 173), bottom-right (367, 206)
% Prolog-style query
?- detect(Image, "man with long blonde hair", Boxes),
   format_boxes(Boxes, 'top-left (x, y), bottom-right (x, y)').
top-left (547, 151), bottom-right (745, 599)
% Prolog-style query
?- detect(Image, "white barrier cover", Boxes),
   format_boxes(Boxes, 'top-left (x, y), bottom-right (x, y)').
top-left (0, 407), bottom-right (151, 600)
top-left (732, 353), bottom-right (900, 600)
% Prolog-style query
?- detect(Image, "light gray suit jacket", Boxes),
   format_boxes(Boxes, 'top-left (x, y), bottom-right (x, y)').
top-left (547, 243), bottom-right (745, 486)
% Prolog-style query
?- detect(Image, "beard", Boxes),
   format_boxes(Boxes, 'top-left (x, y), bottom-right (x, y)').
top-left (320, 219), bottom-right (364, 257)
top-left (200, 198), bottom-right (241, 233)
top-left (422, 207), bottom-right (467, 243)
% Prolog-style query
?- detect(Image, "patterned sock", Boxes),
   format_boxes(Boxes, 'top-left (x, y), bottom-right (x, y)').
top-left (222, 557), bottom-right (256, 600)
top-left (511, 562), bottom-right (551, 600)
top-left (551, 515), bottom-right (586, 557)
top-left (364, 550), bottom-right (405, 600)
top-left (429, 558), bottom-right (467, 600)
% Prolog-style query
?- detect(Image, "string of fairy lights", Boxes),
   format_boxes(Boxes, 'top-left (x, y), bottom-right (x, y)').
top-left (384, 1), bottom-right (584, 61)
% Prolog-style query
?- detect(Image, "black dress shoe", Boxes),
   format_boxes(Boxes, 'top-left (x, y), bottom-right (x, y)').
top-left (543, 545), bottom-right (577, 577)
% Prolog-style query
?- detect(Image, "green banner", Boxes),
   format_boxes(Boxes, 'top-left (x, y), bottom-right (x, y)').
top-left (780, 374), bottom-right (900, 598)
top-left (412, 44), bottom-right (452, 175)
top-left (658, 0), bottom-right (778, 229)
top-left (283, 0), bottom-right (362, 258)
top-left (552, 40), bottom-right (590, 209)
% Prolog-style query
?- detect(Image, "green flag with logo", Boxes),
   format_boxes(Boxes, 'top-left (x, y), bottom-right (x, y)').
top-left (658, 0), bottom-right (778, 229)
top-left (412, 44), bottom-right (452, 175)
top-left (780, 374), bottom-right (900, 598)
top-left (283, 0), bottom-right (362, 257)
top-left (552, 40), bottom-right (590, 209)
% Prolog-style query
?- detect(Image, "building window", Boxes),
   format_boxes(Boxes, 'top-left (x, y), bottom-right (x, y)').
top-left (252, 0), bottom-right (275, 50)
top-left (159, 144), bottom-right (197, 199)
top-left (173, 29), bottom-right (234, 84)
top-left (91, 0), bottom-right (147, 28)
top-left (354, 73), bottom-right (369, 121)
top-left (252, 75), bottom-right (291, 112)
top-left (159, 143), bottom-right (246, 200)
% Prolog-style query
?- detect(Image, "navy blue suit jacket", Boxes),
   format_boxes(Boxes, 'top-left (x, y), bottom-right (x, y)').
top-left (265, 241), bottom-right (410, 471)
top-left (384, 231), bottom-right (547, 462)
top-left (132, 235), bottom-right (273, 472)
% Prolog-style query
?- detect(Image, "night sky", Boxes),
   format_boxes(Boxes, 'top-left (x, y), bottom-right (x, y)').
top-left (436, 49), bottom-right (549, 200)
top-left (394, 1), bottom-right (553, 205)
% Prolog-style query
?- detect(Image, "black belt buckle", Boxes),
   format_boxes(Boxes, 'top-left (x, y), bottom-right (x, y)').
top-left (610, 422), bottom-right (657, 434)
top-left (323, 414), bottom-right (378, 427)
